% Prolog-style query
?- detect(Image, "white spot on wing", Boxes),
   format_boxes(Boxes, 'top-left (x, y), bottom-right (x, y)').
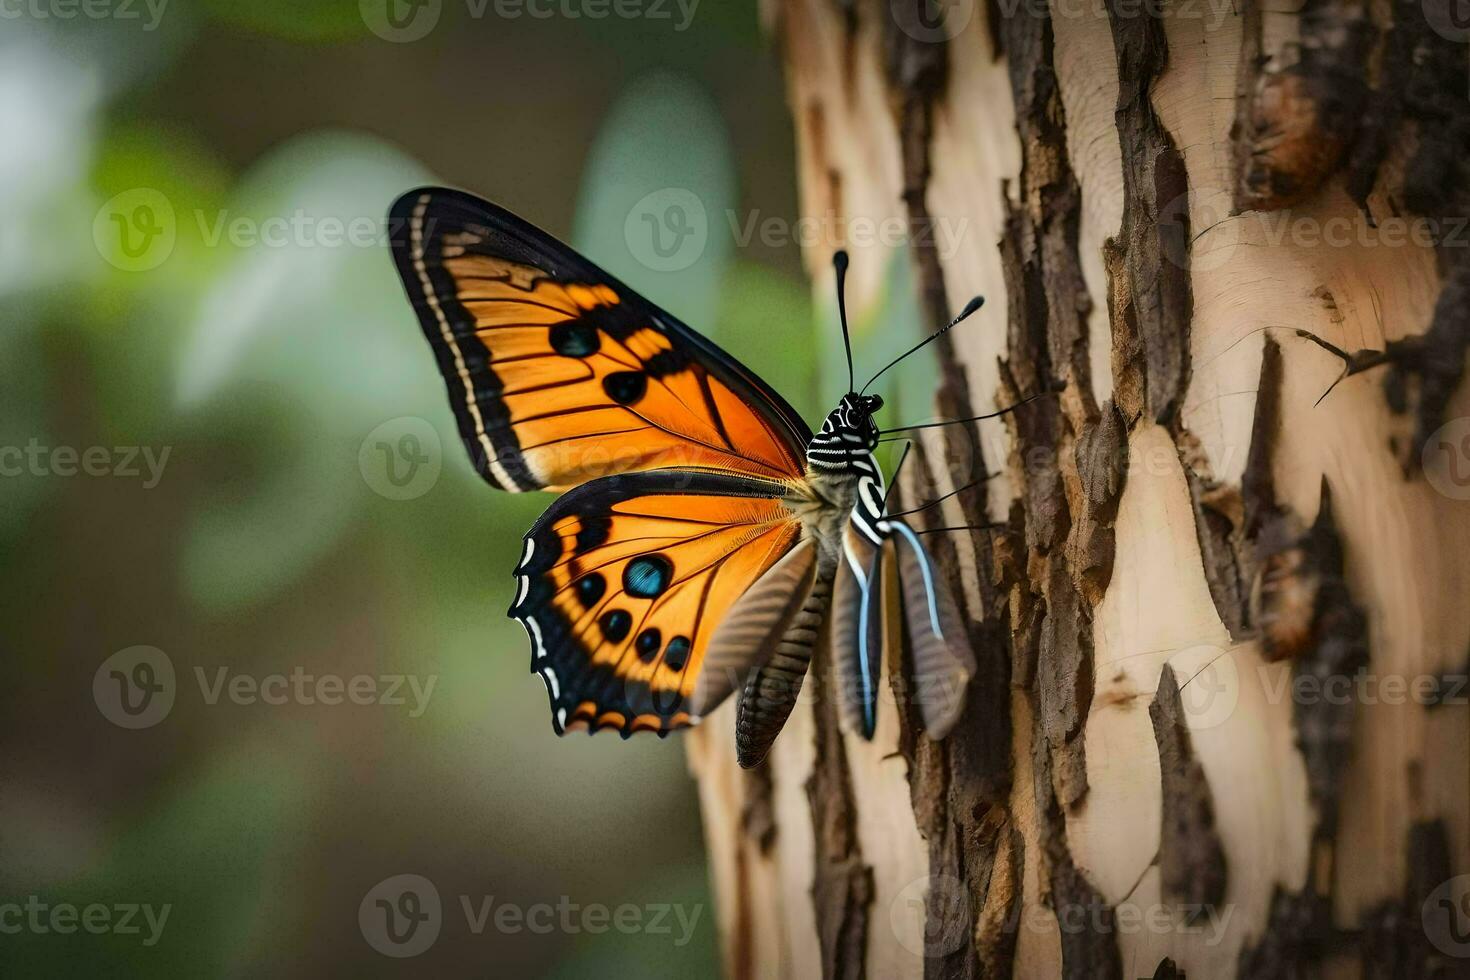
top-left (526, 617), bottom-right (545, 659)
top-left (540, 665), bottom-right (561, 700)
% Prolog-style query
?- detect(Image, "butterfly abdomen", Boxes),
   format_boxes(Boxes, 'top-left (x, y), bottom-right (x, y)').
top-left (734, 562), bottom-right (835, 769)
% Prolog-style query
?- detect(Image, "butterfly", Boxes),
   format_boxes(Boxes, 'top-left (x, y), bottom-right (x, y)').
top-left (388, 187), bottom-right (1020, 767)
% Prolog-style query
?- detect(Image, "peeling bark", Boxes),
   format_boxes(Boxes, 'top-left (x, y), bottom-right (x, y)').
top-left (1188, 334), bottom-right (1284, 640)
top-left (697, 1), bottom-right (1469, 976)
top-left (1149, 665), bottom-right (1228, 916)
top-left (1105, 0), bottom-right (1192, 427)
top-left (806, 650), bottom-right (872, 980)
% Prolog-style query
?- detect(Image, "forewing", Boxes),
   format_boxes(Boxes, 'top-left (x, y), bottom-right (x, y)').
top-left (389, 188), bottom-right (811, 491)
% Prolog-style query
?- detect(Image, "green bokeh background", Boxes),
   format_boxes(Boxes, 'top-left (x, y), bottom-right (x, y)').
top-left (0, 2), bottom-right (932, 976)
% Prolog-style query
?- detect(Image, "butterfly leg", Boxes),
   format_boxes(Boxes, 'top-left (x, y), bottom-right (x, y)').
top-left (735, 561), bottom-right (835, 768)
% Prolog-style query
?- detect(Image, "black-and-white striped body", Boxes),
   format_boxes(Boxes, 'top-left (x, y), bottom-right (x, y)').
top-left (792, 392), bottom-right (886, 558)
top-left (728, 392), bottom-right (884, 765)
top-left (712, 389), bottom-right (974, 766)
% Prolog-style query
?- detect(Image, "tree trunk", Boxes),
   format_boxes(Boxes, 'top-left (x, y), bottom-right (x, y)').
top-left (687, 1), bottom-right (1470, 977)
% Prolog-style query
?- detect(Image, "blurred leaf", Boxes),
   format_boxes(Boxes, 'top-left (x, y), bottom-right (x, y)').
top-left (574, 70), bottom-right (735, 330)
top-left (0, 35), bottom-right (104, 299)
top-left (73, 124), bottom-right (235, 441)
top-left (174, 130), bottom-right (445, 614)
top-left (15, 4), bottom-right (197, 94)
top-left (88, 122), bottom-right (233, 301)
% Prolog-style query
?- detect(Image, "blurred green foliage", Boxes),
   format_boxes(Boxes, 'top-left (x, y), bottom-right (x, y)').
top-left (1, 5), bottom-right (816, 977)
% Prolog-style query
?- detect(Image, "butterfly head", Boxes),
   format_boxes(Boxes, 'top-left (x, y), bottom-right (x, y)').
top-left (808, 392), bottom-right (883, 472)
top-left (837, 392), bottom-right (883, 445)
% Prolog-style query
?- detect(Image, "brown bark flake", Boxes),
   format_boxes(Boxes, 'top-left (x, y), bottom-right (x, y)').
top-left (1104, 0), bottom-right (1193, 427)
top-left (1149, 665), bottom-right (1228, 915)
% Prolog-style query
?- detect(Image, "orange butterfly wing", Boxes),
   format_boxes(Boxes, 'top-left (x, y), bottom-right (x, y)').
top-left (512, 470), bottom-right (801, 736)
top-left (389, 188), bottom-right (811, 491)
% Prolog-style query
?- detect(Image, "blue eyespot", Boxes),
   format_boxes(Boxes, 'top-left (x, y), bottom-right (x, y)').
top-left (663, 636), bottom-right (691, 671)
top-left (623, 555), bottom-right (672, 598)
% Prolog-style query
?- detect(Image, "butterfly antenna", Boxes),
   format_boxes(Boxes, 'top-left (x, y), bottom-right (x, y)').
top-left (860, 295), bottom-right (984, 396)
top-left (912, 522), bottom-right (1005, 535)
top-left (878, 391), bottom-right (1048, 436)
top-left (833, 250), bottom-right (856, 393)
top-left (887, 471), bottom-right (998, 518)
